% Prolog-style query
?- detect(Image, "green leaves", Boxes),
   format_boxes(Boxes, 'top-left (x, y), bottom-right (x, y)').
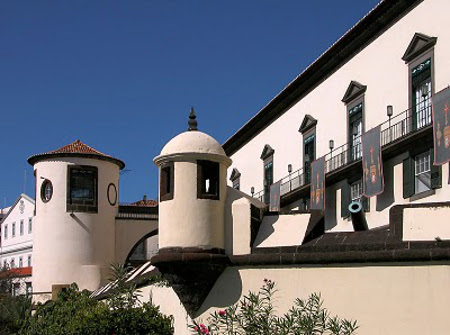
top-left (191, 281), bottom-right (358, 335)
top-left (18, 265), bottom-right (174, 335)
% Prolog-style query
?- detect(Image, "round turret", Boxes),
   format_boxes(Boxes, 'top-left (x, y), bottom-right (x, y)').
top-left (153, 109), bottom-right (232, 253)
top-left (28, 140), bottom-right (124, 300)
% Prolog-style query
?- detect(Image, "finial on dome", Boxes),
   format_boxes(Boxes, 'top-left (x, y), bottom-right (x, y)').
top-left (188, 107), bottom-right (198, 131)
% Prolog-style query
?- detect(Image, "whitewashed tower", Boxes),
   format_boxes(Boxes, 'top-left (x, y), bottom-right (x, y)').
top-left (28, 140), bottom-right (124, 300)
top-left (153, 109), bottom-right (232, 253)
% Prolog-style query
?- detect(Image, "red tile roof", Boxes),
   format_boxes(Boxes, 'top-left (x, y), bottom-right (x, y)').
top-left (28, 140), bottom-right (125, 169)
top-left (50, 139), bottom-right (110, 156)
top-left (0, 267), bottom-right (32, 278)
top-left (129, 199), bottom-right (158, 207)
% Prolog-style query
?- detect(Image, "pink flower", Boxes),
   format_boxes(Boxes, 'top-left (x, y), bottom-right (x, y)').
top-left (194, 326), bottom-right (199, 331)
top-left (218, 310), bottom-right (226, 316)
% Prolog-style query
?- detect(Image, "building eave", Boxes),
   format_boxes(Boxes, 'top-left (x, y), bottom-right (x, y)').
top-left (223, 0), bottom-right (424, 156)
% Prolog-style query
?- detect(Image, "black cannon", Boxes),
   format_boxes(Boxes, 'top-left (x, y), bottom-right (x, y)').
top-left (349, 201), bottom-right (368, 231)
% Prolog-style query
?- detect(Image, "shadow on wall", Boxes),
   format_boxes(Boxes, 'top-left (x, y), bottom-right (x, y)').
top-left (252, 215), bottom-right (277, 246)
top-left (125, 228), bottom-right (159, 264)
top-left (224, 187), bottom-right (265, 254)
top-left (71, 214), bottom-right (91, 233)
top-left (376, 155), bottom-right (403, 211)
top-left (196, 267), bottom-right (243, 316)
top-left (325, 185), bottom-right (338, 231)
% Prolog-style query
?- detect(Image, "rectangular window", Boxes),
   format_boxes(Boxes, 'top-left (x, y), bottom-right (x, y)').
top-left (3, 260), bottom-right (6, 269)
top-left (350, 180), bottom-right (363, 202)
top-left (26, 283), bottom-right (32, 297)
top-left (412, 58), bottom-right (432, 130)
top-left (28, 255), bottom-right (32, 267)
top-left (12, 283), bottom-right (20, 297)
top-left (197, 160), bottom-right (220, 200)
top-left (263, 158), bottom-right (273, 203)
top-left (67, 166), bottom-right (98, 212)
top-left (28, 218), bottom-right (32, 234)
top-left (19, 257), bottom-right (23, 268)
top-left (160, 162), bottom-right (174, 202)
top-left (12, 222), bottom-right (16, 237)
top-left (10, 258), bottom-right (15, 268)
top-left (414, 151), bottom-right (431, 193)
top-left (20, 220), bottom-right (24, 235)
top-left (4, 224), bottom-right (7, 239)
top-left (304, 135), bottom-right (315, 183)
top-left (349, 103), bottom-right (363, 161)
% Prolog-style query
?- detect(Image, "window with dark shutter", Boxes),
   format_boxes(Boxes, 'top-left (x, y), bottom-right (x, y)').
top-left (430, 149), bottom-right (442, 190)
top-left (403, 156), bottom-right (415, 199)
top-left (341, 182), bottom-right (351, 218)
top-left (160, 162), bottom-right (174, 202)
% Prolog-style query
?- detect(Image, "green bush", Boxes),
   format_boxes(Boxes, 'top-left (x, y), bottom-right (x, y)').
top-left (19, 264), bottom-right (174, 335)
top-left (0, 295), bottom-right (31, 335)
top-left (190, 279), bottom-right (358, 335)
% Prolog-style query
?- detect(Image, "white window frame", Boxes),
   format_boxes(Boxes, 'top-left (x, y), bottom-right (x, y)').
top-left (414, 150), bottom-right (432, 194)
top-left (350, 180), bottom-right (363, 202)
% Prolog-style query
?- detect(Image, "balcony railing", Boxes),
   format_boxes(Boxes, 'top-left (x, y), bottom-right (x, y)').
top-left (253, 99), bottom-right (432, 202)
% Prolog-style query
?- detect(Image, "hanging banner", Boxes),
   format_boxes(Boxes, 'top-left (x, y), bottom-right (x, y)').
top-left (432, 87), bottom-right (450, 165)
top-left (310, 156), bottom-right (325, 211)
top-left (361, 125), bottom-right (384, 197)
top-left (269, 181), bottom-right (281, 212)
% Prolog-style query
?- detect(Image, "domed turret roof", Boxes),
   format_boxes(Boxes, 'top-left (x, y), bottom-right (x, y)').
top-left (27, 139), bottom-right (125, 169)
top-left (160, 130), bottom-right (227, 157)
top-left (154, 108), bottom-right (231, 166)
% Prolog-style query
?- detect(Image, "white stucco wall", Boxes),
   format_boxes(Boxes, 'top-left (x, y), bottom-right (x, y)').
top-left (139, 285), bottom-right (193, 335)
top-left (158, 159), bottom-right (228, 250)
top-left (32, 157), bottom-right (119, 295)
top-left (196, 264), bottom-right (450, 335)
top-left (115, 218), bottom-right (158, 263)
top-left (229, 0), bottom-right (450, 194)
top-left (254, 213), bottom-right (309, 248)
top-left (403, 206), bottom-right (450, 241)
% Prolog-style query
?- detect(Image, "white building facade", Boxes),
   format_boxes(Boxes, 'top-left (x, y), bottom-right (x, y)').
top-left (0, 194), bottom-right (34, 296)
top-left (25, 1), bottom-right (450, 334)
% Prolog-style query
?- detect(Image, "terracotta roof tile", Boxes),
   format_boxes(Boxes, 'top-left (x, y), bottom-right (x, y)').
top-left (28, 140), bottom-right (125, 169)
top-left (129, 199), bottom-right (158, 207)
top-left (0, 267), bottom-right (32, 278)
top-left (49, 139), bottom-right (111, 156)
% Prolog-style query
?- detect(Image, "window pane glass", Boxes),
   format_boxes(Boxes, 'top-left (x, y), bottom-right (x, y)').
top-left (415, 151), bottom-right (432, 193)
top-left (71, 170), bottom-right (95, 200)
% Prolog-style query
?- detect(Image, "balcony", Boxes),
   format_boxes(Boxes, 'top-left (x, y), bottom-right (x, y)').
top-left (252, 99), bottom-right (433, 204)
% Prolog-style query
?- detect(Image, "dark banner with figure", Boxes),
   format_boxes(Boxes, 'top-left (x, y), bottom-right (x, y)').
top-left (432, 87), bottom-right (450, 165)
top-left (310, 156), bottom-right (325, 211)
top-left (269, 181), bottom-right (281, 212)
top-left (361, 125), bottom-right (384, 197)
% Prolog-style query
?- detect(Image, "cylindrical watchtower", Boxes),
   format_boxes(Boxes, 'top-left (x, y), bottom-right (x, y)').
top-left (153, 110), bottom-right (232, 253)
top-left (28, 140), bottom-right (124, 300)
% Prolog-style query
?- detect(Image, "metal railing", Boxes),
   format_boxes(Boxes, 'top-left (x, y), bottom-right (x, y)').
top-left (253, 99), bottom-right (432, 202)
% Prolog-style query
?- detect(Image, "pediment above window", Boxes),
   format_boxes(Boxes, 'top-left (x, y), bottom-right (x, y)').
top-left (260, 144), bottom-right (275, 160)
top-left (298, 114), bottom-right (317, 134)
top-left (229, 168), bottom-right (241, 181)
top-left (402, 33), bottom-right (437, 63)
top-left (342, 81), bottom-right (367, 104)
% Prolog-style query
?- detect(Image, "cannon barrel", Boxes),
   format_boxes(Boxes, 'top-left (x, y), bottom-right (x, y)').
top-left (349, 201), bottom-right (368, 231)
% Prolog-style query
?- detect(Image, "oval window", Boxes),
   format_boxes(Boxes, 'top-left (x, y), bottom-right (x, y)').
top-left (41, 180), bottom-right (53, 203)
top-left (107, 183), bottom-right (117, 206)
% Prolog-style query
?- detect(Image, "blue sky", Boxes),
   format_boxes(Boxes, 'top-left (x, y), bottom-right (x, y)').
top-left (0, 0), bottom-right (379, 206)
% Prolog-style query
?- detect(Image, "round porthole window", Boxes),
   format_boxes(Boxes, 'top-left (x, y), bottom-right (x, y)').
top-left (107, 183), bottom-right (117, 206)
top-left (41, 179), bottom-right (53, 203)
